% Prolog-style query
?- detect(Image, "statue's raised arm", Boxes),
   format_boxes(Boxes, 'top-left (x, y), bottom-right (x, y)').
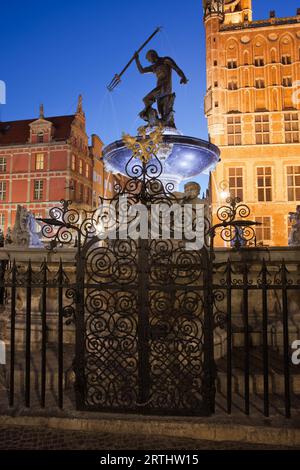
top-left (134, 53), bottom-right (153, 74)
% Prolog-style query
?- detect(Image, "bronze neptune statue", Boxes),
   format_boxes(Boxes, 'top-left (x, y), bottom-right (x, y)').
top-left (107, 27), bottom-right (188, 129)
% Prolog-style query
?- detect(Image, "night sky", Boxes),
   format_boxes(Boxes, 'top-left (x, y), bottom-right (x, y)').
top-left (0, 0), bottom-right (298, 190)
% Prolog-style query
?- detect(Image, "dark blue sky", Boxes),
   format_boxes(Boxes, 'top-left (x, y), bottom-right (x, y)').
top-left (0, 0), bottom-right (298, 189)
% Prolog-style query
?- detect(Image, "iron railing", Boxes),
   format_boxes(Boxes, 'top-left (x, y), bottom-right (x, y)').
top-left (1, 260), bottom-right (72, 409)
top-left (212, 256), bottom-right (300, 418)
top-left (0, 144), bottom-right (298, 417)
top-left (0, 254), bottom-right (299, 417)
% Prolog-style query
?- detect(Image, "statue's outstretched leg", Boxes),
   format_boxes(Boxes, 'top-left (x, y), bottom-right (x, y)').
top-left (143, 87), bottom-right (160, 108)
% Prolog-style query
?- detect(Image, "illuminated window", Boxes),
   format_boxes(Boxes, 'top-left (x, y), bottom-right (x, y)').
top-left (0, 182), bottom-right (6, 201)
top-left (229, 167), bottom-right (243, 200)
top-left (35, 154), bottom-right (44, 170)
top-left (79, 183), bottom-right (84, 201)
top-left (0, 158), bottom-right (6, 172)
top-left (228, 81), bottom-right (238, 90)
top-left (255, 216), bottom-right (272, 244)
top-left (287, 166), bottom-right (300, 201)
top-left (0, 214), bottom-right (4, 230)
top-left (254, 57), bottom-right (264, 67)
top-left (282, 77), bottom-right (292, 87)
top-left (284, 114), bottom-right (299, 143)
top-left (257, 167), bottom-right (272, 201)
top-left (85, 163), bottom-right (89, 178)
top-left (73, 180), bottom-right (77, 198)
top-left (79, 159), bottom-right (83, 174)
top-left (228, 60), bottom-right (237, 69)
top-left (255, 115), bottom-right (270, 144)
top-left (227, 116), bottom-right (241, 145)
top-left (34, 180), bottom-right (43, 200)
top-left (93, 190), bottom-right (97, 208)
top-left (85, 187), bottom-right (90, 203)
top-left (255, 79), bottom-right (265, 89)
top-left (282, 55), bottom-right (292, 65)
top-left (71, 155), bottom-right (76, 171)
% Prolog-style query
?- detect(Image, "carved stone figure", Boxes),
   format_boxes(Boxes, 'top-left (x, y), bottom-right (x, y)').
top-left (183, 181), bottom-right (201, 203)
top-left (4, 227), bottom-right (13, 245)
top-left (9, 205), bottom-right (30, 246)
top-left (289, 206), bottom-right (300, 246)
top-left (134, 50), bottom-right (188, 128)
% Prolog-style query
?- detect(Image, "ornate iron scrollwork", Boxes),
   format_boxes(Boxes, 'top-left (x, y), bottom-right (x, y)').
top-left (210, 196), bottom-right (259, 249)
top-left (37, 129), bottom-right (213, 415)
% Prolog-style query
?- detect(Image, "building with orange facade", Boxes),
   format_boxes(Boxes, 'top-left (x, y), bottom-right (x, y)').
top-left (204, 0), bottom-right (300, 246)
top-left (0, 96), bottom-right (123, 234)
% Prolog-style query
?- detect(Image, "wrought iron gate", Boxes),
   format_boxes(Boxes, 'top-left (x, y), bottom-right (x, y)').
top-left (74, 238), bottom-right (213, 415)
top-left (40, 154), bottom-right (215, 416)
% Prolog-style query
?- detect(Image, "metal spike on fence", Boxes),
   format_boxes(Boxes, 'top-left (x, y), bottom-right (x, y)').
top-left (25, 259), bottom-right (32, 408)
top-left (261, 257), bottom-right (270, 418)
top-left (41, 260), bottom-right (48, 408)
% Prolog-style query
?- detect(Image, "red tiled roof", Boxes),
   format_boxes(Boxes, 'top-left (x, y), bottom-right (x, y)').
top-left (0, 115), bottom-right (75, 146)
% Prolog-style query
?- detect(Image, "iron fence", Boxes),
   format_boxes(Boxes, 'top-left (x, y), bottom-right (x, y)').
top-left (0, 260), bottom-right (73, 409)
top-left (0, 146), bottom-right (299, 417)
top-left (212, 256), bottom-right (300, 418)
top-left (0, 254), bottom-right (299, 417)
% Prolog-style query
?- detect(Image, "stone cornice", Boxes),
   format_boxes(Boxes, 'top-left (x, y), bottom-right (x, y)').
top-left (220, 16), bottom-right (300, 32)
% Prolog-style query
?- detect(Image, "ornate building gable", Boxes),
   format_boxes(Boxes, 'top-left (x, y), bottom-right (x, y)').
top-left (69, 95), bottom-right (89, 153)
top-left (224, 0), bottom-right (252, 24)
top-left (29, 104), bottom-right (53, 144)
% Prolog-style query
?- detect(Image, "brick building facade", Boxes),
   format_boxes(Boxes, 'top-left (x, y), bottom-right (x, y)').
top-left (0, 96), bottom-right (121, 233)
top-left (204, 1), bottom-right (300, 246)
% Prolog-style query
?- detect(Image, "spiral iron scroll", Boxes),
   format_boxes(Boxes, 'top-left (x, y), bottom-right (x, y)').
top-left (38, 142), bottom-right (212, 415)
top-left (214, 197), bottom-right (257, 247)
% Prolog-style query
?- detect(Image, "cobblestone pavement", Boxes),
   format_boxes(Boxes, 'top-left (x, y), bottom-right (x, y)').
top-left (0, 425), bottom-right (297, 450)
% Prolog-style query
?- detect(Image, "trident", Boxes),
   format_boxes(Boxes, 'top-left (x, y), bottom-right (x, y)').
top-left (107, 26), bottom-right (162, 92)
